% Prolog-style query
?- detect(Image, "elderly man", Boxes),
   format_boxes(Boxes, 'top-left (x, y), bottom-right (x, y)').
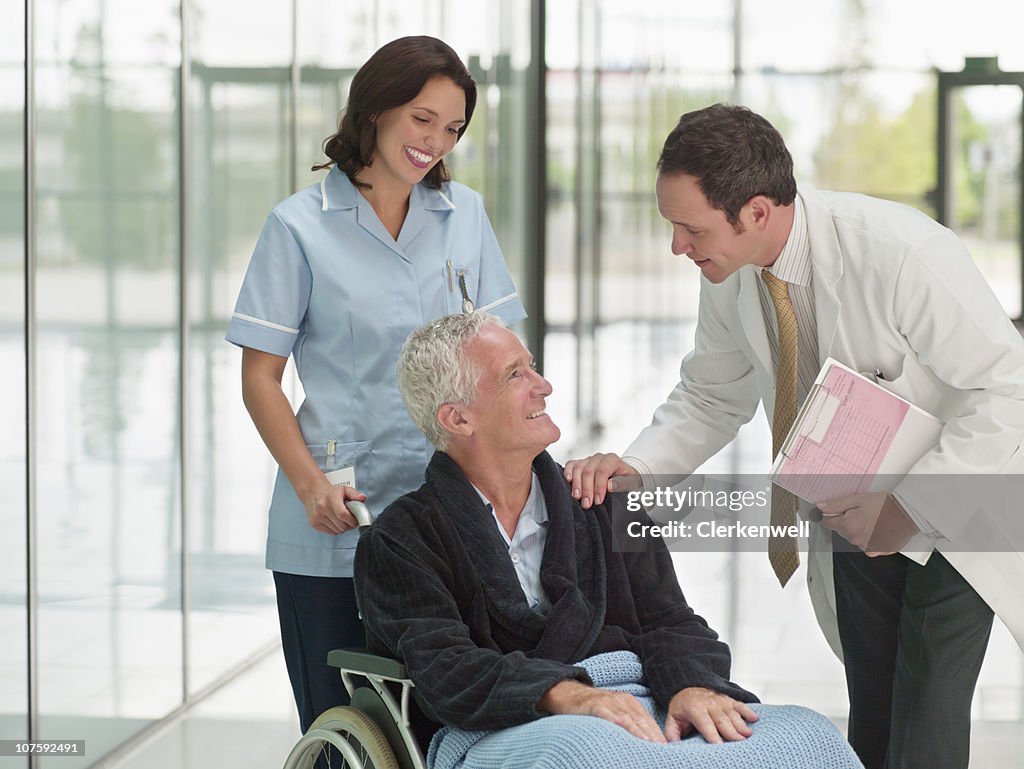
top-left (354, 312), bottom-right (861, 769)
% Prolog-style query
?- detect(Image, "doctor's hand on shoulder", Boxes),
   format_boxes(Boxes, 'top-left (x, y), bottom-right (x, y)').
top-left (562, 452), bottom-right (641, 509)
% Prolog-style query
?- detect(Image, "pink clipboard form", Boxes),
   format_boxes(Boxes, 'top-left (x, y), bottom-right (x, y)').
top-left (769, 358), bottom-right (943, 505)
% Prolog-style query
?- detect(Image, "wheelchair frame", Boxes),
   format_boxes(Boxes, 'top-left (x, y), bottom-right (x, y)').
top-left (281, 650), bottom-right (426, 769)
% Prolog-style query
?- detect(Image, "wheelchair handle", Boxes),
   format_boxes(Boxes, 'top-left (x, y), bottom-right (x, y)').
top-left (345, 499), bottom-right (375, 529)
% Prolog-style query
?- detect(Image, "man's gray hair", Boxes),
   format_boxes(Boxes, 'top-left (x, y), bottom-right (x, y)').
top-left (397, 312), bottom-right (506, 450)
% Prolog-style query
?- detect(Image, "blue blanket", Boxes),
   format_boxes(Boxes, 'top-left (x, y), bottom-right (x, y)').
top-left (428, 651), bottom-right (863, 769)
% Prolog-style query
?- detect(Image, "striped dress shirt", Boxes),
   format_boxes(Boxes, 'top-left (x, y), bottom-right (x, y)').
top-left (756, 194), bottom-right (819, 406)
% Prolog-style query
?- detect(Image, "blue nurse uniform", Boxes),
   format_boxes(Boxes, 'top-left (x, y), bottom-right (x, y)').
top-left (227, 166), bottom-right (527, 578)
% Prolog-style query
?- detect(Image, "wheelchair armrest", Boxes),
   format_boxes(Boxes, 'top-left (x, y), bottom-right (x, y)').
top-left (327, 648), bottom-right (409, 680)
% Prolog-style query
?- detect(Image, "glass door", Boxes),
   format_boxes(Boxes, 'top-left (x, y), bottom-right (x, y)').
top-left (938, 64), bottom-right (1024, 320)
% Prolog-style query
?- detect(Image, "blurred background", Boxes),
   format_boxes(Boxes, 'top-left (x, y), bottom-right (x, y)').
top-left (3, 0), bottom-right (1023, 766)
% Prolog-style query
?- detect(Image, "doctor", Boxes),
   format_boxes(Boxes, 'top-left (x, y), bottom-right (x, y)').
top-left (565, 103), bottom-right (1024, 769)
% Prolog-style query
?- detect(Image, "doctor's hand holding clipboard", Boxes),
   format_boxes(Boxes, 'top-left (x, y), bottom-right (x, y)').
top-left (768, 358), bottom-right (944, 557)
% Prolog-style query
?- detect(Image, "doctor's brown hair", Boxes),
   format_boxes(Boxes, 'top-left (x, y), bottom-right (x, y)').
top-left (313, 36), bottom-right (477, 190)
top-left (658, 104), bottom-right (797, 227)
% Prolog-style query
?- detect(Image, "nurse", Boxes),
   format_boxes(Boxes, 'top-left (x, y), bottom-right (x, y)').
top-left (226, 36), bottom-right (525, 734)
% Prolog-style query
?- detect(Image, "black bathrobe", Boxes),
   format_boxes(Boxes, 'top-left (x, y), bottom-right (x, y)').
top-left (354, 450), bottom-right (757, 733)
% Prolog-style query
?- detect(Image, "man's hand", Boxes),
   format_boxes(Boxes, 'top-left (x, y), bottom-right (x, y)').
top-left (538, 680), bottom-right (666, 743)
top-left (665, 687), bottom-right (758, 743)
top-left (562, 453), bottom-right (640, 509)
top-left (819, 491), bottom-right (918, 556)
top-left (302, 479), bottom-right (366, 535)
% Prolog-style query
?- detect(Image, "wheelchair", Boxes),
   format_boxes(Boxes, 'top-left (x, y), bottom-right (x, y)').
top-left (281, 649), bottom-right (427, 769)
top-left (282, 502), bottom-right (430, 769)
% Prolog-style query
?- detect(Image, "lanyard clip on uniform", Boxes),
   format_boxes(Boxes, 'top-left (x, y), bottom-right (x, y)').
top-left (326, 438), bottom-right (336, 470)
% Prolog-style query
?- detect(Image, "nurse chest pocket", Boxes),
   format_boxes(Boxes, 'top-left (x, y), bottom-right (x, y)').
top-left (442, 261), bottom-right (476, 314)
top-left (308, 439), bottom-right (372, 492)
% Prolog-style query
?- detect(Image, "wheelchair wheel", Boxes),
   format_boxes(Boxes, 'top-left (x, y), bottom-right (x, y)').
top-left (283, 706), bottom-right (400, 769)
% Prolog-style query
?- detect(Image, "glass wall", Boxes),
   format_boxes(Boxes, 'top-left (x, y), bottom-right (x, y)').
top-left (185, 0), bottom-right (291, 696)
top-left (0, 1), bottom-right (27, 766)
top-left (33, 0), bottom-right (183, 764)
top-left (944, 84), bottom-right (1022, 318)
top-left (544, 0), bottom-right (735, 453)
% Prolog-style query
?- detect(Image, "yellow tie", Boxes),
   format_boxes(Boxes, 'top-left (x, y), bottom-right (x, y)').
top-left (762, 270), bottom-right (800, 586)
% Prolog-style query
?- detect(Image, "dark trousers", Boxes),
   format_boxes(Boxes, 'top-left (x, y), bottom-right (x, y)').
top-left (832, 543), bottom-right (993, 769)
top-left (273, 572), bottom-right (365, 732)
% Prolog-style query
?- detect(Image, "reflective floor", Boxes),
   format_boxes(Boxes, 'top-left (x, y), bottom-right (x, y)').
top-left (99, 650), bottom-right (300, 769)
top-left (102, 320), bottom-right (1024, 769)
top-left (104, 626), bottom-right (1023, 769)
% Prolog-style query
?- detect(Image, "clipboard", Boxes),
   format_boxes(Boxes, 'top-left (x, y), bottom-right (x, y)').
top-left (769, 358), bottom-right (943, 505)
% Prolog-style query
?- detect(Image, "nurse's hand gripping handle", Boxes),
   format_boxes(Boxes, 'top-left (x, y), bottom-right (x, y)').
top-left (345, 500), bottom-right (375, 530)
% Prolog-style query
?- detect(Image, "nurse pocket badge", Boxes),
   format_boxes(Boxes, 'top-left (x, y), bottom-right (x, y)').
top-left (324, 439), bottom-right (356, 488)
